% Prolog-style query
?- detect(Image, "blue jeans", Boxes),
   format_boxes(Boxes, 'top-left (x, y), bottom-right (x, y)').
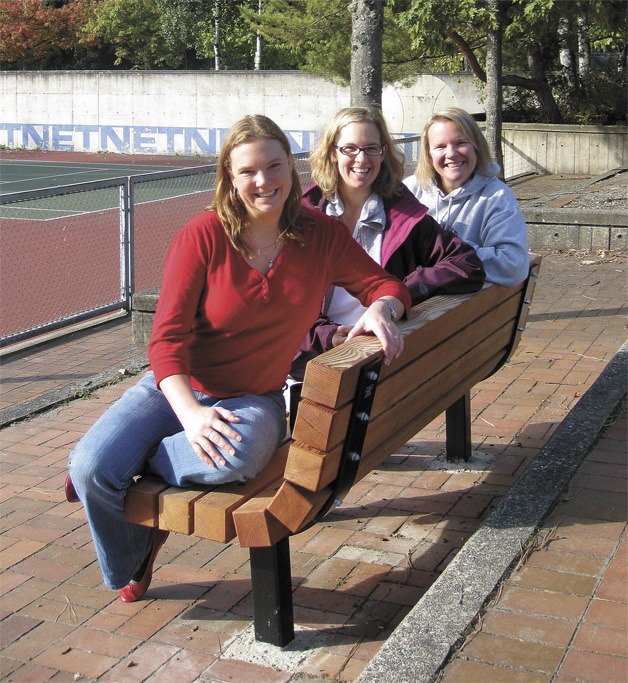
top-left (68, 372), bottom-right (286, 590)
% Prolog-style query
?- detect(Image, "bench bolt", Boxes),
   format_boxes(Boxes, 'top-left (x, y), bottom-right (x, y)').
top-left (366, 370), bottom-right (379, 381)
top-left (357, 412), bottom-right (370, 422)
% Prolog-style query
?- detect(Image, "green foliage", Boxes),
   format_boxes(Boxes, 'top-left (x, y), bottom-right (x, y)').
top-left (82, 0), bottom-right (184, 68)
top-left (154, 0), bottom-right (264, 69)
top-left (2, 0), bottom-right (624, 123)
top-left (242, 0), bottom-right (350, 78)
top-left (0, 0), bottom-right (101, 69)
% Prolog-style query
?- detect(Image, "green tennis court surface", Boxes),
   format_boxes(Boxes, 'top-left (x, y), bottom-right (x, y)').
top-left (0, 158), bottom-right (216, 220)
top-left (0, 158), bottom-right (189, 194)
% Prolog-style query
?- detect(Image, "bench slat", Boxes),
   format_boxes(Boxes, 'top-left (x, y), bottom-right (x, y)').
top-left (124, 477), bottom-right (170, 526)
top-left (159, 486), bottom-right (209, 534)
top-left (192, 443), bottom-right (290, 542)
top-left (283, 441), bottom-right (343, 492)
top-left (300, 281), bottom-right (525, 409)
top-left (357, 349), bottom-right (508, 481)
top-left (267, 481), bottom-right (331, 533)
top-left (231, 483), bottom-right (291, 547)
top-left (284, 323), bottom-right (513, 497)
top-left (290, 292), bottom-right (522, 454)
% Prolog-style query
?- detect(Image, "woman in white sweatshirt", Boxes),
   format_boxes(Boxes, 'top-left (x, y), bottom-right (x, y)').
top-left (404, 108), bottom-right (529, 286)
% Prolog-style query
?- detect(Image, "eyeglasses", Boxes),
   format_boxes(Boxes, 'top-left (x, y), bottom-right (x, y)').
top-left (334, 144), bottom-right (387, 157)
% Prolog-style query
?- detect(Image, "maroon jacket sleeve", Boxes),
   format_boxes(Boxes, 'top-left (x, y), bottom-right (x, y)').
top-left (397, 214), bottom-right (486, 305)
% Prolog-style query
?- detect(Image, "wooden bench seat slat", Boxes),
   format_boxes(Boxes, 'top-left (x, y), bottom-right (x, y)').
top-left (283, 441), bottom-right (343, 492)
top-left (230, 483), bottom-right (292, 547)
top-left (159, 486), bottom-right (209, 534)
top-left (267, 481), bottom-right (331, 533)
top-left (124, 477), bottom-right (170, 526)
top-left (192, 443), bottom-right (290, 542)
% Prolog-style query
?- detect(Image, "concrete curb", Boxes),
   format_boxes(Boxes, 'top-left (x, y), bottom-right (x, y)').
top-left (358, 340), bottom-right (628, 683)
top-left (0, 356), bottom-right (148, 429)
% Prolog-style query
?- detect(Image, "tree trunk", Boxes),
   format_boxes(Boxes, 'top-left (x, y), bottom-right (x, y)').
top-left (558, 15), bottom-right (578, 90)
top-left (527, 49), bottom-right (563, 123)
top-left (577, 13), bottom-right (590, 78)
top-left (254, 0), bottom-right (262, 70)
top-left (350, 0), bottom-right (385, 107)
top-left (214, 0), bottom-right (221, 70)
top-left (485, 0), bottom-right (504, 177)
top-left (446, 28), bottom-right (564, 124)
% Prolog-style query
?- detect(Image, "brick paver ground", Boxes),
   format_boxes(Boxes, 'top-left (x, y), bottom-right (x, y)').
top-left (1, 250), bottom-right (626, 682)
top-left (439, 399), bottom-right (626, 683)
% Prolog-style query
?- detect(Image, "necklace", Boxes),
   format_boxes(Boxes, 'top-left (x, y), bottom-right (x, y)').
top-left (247, 230), bottom-right (284, 269)
top-left (266, 240), bottom-right (283, 270)
top-left (247, 235), bottom-right (284, 271)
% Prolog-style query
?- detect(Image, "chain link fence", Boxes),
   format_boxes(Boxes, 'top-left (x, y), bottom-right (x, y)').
top-left (1, 179), bottom-right (129, 346)
top-left (0, 140), bottom-right (419, 348)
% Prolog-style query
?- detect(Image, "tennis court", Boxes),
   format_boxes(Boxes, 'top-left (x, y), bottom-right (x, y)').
top-left (0, 155), bottom-right (217, 220)
top-left (1, 159), bottom-right (181, 193)
top-left (1, 155), bottom-right (219, 345)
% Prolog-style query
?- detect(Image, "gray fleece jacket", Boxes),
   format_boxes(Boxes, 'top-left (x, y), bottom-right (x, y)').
top-left (403, 162), bottom-right (529, 286)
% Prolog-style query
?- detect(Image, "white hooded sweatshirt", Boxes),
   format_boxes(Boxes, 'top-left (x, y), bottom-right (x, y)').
top-left (403, 162), bottom-right (529, 286)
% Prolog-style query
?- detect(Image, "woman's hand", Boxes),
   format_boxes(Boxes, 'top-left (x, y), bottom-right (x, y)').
top-left (179, 404), bottom-right (242, 467)
top-left (346, 297), bottom-right (405, 365)
top-left (159, 375), bottom-right (242, 467)
top-left (332, 325), bottom-right (352, 347)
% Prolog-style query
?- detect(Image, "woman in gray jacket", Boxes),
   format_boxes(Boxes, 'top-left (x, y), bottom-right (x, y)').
top-left (404, 108), bottom-right (529, 287)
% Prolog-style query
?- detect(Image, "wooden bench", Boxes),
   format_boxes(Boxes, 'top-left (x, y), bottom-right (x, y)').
top-left (124, 253), bottom-right (542, 646)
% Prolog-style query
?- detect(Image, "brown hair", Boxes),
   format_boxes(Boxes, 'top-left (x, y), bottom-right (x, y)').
top-left (309, 106), bottom-right (405, 200)
top-left (415, 107), bottom-right (494, 191)
top-left (210, 114), bottom-right (305, 258)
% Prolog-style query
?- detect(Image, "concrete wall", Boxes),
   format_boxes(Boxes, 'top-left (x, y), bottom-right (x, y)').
top-left (501, 123), bottom-right (628, 178)
top-left (1, 71), bottom-right (626, 176)
top-left (0, 70), bottom-right (481, 155)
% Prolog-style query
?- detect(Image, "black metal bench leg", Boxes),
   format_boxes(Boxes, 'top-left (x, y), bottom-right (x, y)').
top-left (446, 392), bottom-right (472, 462)
top-left (249, 537), bottom-right (295, 646)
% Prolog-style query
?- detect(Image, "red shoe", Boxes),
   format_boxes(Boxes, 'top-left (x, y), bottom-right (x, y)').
top-left (119, 529), bottom-right (170, 603)
top-left (65, 474), bottom-right (80, 503)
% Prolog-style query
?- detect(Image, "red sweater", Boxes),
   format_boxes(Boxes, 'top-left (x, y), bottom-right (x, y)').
top-left (148, 206), bottom-right (410, 398)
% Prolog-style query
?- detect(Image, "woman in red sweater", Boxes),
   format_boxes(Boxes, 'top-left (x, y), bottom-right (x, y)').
top-left (66, 115), bottom-right (410, 604)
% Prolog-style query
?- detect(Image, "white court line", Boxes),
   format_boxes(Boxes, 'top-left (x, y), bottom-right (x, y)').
top-left (1, 207), bottom-right (89, 219)
top-left (1, 168), bottom-right (128, 187)
top-left (0, 160), bottom-right (176, 188)
top-left (1, 188), bottom-right (211, 222)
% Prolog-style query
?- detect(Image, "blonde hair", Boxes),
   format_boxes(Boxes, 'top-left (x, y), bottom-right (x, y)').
top-left (309, 106), bottom-right (405, 200)
top-left (416, 108), bottom-right (494, 191)
top-left (210, 114), bottom-right (305, 257)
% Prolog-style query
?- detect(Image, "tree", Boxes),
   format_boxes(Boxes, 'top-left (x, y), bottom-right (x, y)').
top-left (83, 0), bottom-right (184, 69)
top-left (0, 0), bottom-right (98, 69)
top-left (485, 0), bottom-right (504, 173)
top-left (350, 0), bottom-right (385, 107)
top-left (242, 0), bottom-right (350, 76)
top-left (250, 0), bottom-right (625, 123)
top-left (396, 0), bottom-right (566, 122)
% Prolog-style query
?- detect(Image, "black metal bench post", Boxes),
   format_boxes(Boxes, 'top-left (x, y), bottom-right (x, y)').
top-left (445, 392), bottom-right (472, 461)
top-left (249, 537), bottom-right (295, 646)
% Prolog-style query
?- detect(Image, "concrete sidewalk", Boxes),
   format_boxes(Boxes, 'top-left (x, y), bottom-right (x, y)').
top-left (1, 251), bottom-right (626, 682)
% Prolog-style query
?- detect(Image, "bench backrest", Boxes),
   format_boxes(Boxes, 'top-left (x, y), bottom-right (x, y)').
top-left (232, 253), bottom-right (542, 547)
